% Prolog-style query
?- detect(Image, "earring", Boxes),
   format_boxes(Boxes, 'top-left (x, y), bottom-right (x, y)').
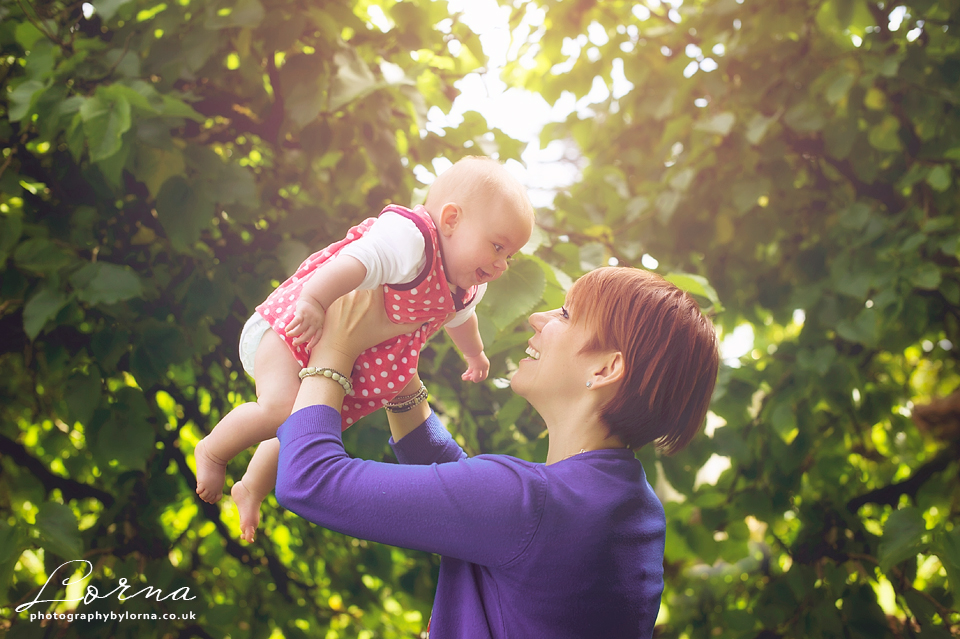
top-left (586, 381), bottom-right (592, 388)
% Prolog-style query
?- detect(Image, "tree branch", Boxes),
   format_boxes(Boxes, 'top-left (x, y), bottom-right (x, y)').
top-left (846, 446), bottom-right (957, 512)
top-left (0, 431), bottom-right (116, 507)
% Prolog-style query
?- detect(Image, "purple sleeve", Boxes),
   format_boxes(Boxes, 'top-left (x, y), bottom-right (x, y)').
top-left (388, 411), bottom-right (467, 465)
top-left (276, 405), bottom-right (546, 567)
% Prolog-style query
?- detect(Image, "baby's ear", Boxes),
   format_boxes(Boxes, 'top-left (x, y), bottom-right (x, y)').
top-left (438, 203), bottom-right (461, 236)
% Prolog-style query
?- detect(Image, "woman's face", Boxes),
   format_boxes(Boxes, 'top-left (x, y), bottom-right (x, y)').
top-left (510, 301), bottom-right (596, 409)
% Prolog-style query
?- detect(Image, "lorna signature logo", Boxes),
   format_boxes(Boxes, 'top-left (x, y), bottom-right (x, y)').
top-left (16, 560), bottom-right (196, 613)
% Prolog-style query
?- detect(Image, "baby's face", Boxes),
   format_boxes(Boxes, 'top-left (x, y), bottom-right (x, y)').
top-left (440, 195), bottom-right (533, 290)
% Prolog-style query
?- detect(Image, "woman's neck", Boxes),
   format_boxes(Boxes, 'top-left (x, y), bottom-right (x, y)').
top-left (543, 405), bottom-right (624, 465)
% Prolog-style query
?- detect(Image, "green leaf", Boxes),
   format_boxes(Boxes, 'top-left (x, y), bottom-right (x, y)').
top-left (911, 263), bottom-right (941, 290)
top-left (281, 54), bottom-right (326, 128)
top-left (64, 371), bottom-right (102, 427)
top-left (36, 503), bottom-right (83, 560)
top-left (878, 507), bottom-right (926, 572)
top-left (70, 262), bottom-right (144, 305)
top-left (925, 165), bottom-right (952, 192)
top-left (94, 387), bottom-right (154, 470)
top-left (868, 115), bottom-right (902, 152)
top-left (664, 272), bottom-right (724, 312)
top-left (133, 146), bottom-right (186, 198)
top-left (14, 21), bottom-right (44, 50)
top-left (93, 0), bottom-right (134, 22)
top-left (8, 79), bottom-right (46, 122)
top-left (931, 527), bottom-right (960, 592)
top-left (80, 91), bottom-right (132, 162)
top-left (825, 72), bottom-right (856, 104)
top-left (694, 112), bottom-right (736, 136)
top-left (13, 237), bottom-right (73, 273)
top-left (784, 101), bottom-right (826, 133)
top-left (23, 287), bottom-right (69, 340)
top-left (155, 176), bottom-right (214, 250)
top-left (329, 49), bottom-right (380, 113)
top-left (479, 259), bottom-right (546, 330)
top-left (769, 402), bottom-right (797, 443)
top-left (204, 0), bottom-right (265, 29)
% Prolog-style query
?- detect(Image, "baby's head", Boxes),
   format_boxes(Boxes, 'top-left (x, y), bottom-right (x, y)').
top-left (424, 156), bottom-right (535, 290)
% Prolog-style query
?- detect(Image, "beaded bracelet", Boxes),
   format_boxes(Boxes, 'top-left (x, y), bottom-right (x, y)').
top-left (385, 383), bottom-right (428, 413)
top-left (299, 367), bottom-right (353, 395)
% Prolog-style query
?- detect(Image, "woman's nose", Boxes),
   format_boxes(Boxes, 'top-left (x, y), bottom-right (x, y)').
top-left (528, 311), bottom-right (546, 331)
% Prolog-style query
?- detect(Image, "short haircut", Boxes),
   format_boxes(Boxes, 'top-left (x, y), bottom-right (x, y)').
top-left (568, 267), bottom-right (720, 454)
top-left (425, 156), bottom-right (533, 223)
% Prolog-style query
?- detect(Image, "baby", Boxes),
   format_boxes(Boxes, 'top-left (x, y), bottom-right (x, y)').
top-left (193, 156), bottom-right (535, 542)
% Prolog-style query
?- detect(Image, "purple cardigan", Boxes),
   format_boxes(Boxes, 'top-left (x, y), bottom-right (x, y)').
top-left (276, 405), bottom-right (666, 638)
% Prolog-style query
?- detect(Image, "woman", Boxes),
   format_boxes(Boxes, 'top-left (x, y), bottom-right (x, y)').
top-left (275, 267), bottom-right (719, 638)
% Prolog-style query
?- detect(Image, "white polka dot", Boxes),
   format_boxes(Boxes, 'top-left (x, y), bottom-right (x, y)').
top-left (347, 232), bottom-right (355, 240)
top-left (411, 288), bottom-right (418, 295)
top-left (409, 368), bottom-right (416, 374)
top-left (347, 418), bottom-right (353, 424)
top-left (359, 376), bottom-right (365, 383)
top-left (394, 294), bottom-right (401, 300)
top-left (355, 403), bottom-right (361, 409)
top-left (293, 276), bottom-right (299, 283)
top-left (279, 322), bottom-right (286, 329)
top-left (374, 388), bottom-right (381, 394)
top-left (408, 316), bottom-right (416, 321)
top-left (410, 350), bottom-right (417, 356)
top-left (439, 297), bottom-right (444, 303)
top-left (408, 308), bottom-right (415, 312)
top-left (393, 314), bottom-right (401, 320)
top-left (381, 371), bottom-right (388, 378)
top-left (363, 362), bottom-right (370, 369)
top-left (375, 358), bottom-right (382, 365)
top-left (399, 375), bottom-right (405, 382)
top-left (276, 307), bottom-right (282, 313)
top-left (372, 347), bottom-right (378, 352)
top-left (388, 382), bottom-right (394, 389)
top-left (387, 354), bottom-right (394, 361)
top-left (369, 401), bottom-right (375, 407)
top-left (289, 295), bottom-right (295, 301)
top-left (362, 389), bottom-right (369, 396)
top-left (393, 305), bottom-right (400, 310)
top-left (392, 364), bottom-right (397, 371)
top-left (381, 399), bottom-right (388, 405)
top-left (427, 274), bottom-right (432, 281)
top-left (402, 357), bottom-right (408, 363)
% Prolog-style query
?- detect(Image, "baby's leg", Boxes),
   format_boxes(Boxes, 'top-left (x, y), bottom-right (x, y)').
top-left (195, 329), bottom-right (300, 503)
top-left (231, 438), bottom-right (279, 543)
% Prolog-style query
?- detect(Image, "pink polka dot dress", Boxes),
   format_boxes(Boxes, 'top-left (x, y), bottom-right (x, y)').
top-left (255, 205), bottom-right (479, 430)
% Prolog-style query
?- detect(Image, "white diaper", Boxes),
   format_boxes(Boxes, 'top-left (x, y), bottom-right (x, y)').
top-left (238, 312), bottom-right (271, 379)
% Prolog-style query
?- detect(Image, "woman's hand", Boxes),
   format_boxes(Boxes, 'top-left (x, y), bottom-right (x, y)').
top-left (309, 289), bottom-right (418, 367)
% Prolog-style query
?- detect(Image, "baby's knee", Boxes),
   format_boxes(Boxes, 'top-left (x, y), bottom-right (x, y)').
top-left (256, 393), bottom-right (297, 424)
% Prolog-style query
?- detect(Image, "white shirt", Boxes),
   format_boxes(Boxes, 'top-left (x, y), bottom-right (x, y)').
top-left (338, 211), bottom-right (485, 328)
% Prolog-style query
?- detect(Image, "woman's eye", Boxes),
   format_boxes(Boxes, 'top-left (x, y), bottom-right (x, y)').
top-left (560, 307), bottom-right (569, 319)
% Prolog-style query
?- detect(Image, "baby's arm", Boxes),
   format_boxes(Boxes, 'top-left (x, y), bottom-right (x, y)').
top-left (445, 314), bottom-right (489, 382)
top-left (285, 256), bottom-right (366, 351)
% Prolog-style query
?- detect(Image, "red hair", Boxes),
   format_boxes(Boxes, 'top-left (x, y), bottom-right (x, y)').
top-left (567, 267), bottom-right (719, 454)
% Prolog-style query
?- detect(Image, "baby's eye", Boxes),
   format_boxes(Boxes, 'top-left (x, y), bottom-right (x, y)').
top-left (494, 244), bottom-right (504, 253)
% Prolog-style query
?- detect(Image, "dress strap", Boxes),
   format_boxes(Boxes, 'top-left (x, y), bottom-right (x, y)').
top-left (380, 205), bottom-right (435, 291)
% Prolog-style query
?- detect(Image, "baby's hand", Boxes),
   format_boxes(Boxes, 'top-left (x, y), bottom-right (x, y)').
top-left (461, 352), bottom-right (489, 382)
top-left (285, 298), bottom-right (326, 351)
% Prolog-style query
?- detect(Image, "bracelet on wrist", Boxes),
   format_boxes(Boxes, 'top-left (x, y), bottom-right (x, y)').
top-left (299, 367), bottom-right (353, 395)
top-left (385, 383), bottom-right (428, 413)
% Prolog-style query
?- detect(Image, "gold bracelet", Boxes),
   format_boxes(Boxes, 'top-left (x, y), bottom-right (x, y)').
top-left (385, 383), bottom-right (428, 413)
top-left (299, 367), bottom-right (353, 395)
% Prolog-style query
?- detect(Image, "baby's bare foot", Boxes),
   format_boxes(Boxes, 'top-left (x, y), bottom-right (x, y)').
top-left (194, 439), bottom-right (227, 504)
top-left (231, 480), bottom-right (262, 543)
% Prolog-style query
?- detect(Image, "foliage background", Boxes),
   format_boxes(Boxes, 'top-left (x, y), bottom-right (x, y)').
top-left (1, 0), bottom-right (958, 637)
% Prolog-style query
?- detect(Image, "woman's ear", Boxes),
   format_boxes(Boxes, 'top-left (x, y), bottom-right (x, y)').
top-left (438, 202), bottom-right (461, 237)
top-left (589, 351), bottom-right (625, 389)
